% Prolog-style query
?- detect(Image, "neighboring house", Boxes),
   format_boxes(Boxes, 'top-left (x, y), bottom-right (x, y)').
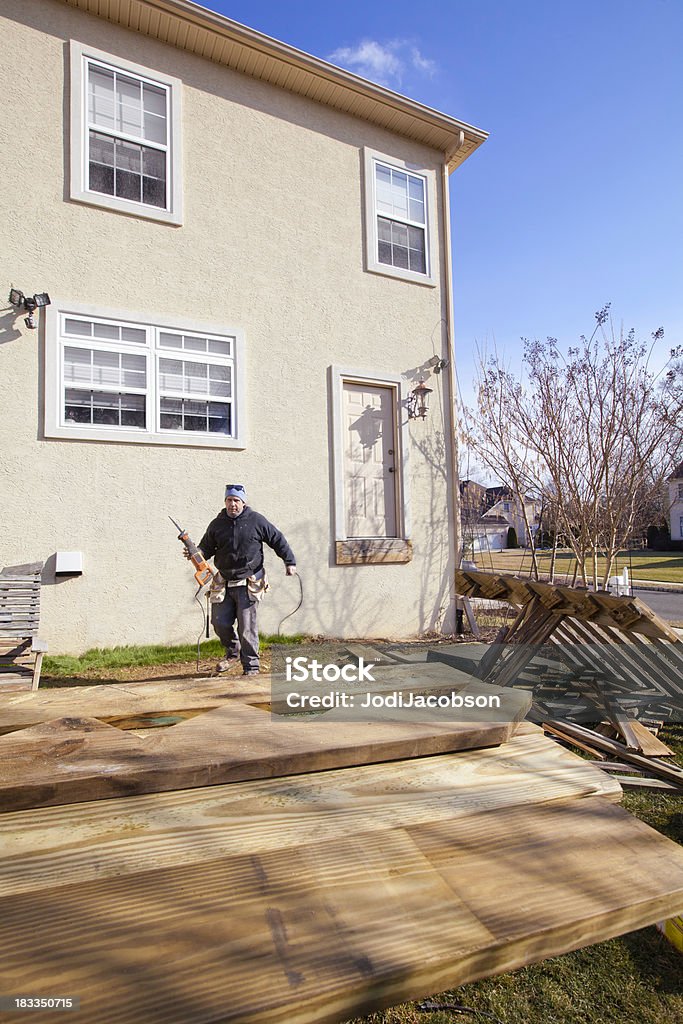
top-left (462, 483), bottom-right (539, 553)
top-left (1, 0), bottom-right (487, 652)
top-left (668, 463), bottom-right (683, 542)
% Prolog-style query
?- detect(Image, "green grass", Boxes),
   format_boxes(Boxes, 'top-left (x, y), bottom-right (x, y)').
top-left (42, 633), bottom-right (305, 679)
top-left (479, 549), bottom-right (683, 585)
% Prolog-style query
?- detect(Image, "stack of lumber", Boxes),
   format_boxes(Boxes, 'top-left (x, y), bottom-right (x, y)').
top-left (0, 663), bottom-right (683, 1022)
top-left (454, 569), bottom-right (683, 738)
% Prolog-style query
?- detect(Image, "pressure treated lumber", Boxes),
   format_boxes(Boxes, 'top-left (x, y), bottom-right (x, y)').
top-left (0, 662), bottom-right (479, 734)
top-left (0, 748), bottom-right (681, 1023)
top-left (0, 723), bottom-right (620, 898)
top-left (0, 676), bottom-right (530, 812)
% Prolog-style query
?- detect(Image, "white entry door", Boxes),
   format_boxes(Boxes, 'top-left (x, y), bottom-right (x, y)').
top-left (343, 381), bottom-right (398, 537)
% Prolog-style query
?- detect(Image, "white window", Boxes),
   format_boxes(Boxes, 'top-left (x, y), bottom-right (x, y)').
top-left (678, 482), bottom-right (683, 501)
top-left (363, 149), bottom-right (437, 286)
top-left (70, 42), bottom-right (182, 224)
top-left (45, 306), bottom-right (245, 448)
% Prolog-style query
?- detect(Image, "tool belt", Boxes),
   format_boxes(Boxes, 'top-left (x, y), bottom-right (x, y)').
top-left (247, 571), bottom-right (270, 602)
top-left (212, 571), bottom-right (269, 602)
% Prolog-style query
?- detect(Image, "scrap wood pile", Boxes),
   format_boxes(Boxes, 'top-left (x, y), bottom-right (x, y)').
top-left (455, 569), bottom-right (683, 792)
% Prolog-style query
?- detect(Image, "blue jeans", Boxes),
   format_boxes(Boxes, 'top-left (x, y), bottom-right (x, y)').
top-left (211, 585), bottom-right (259, 673)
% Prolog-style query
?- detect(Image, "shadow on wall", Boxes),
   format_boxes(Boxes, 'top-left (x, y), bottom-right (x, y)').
top-left (0, 307), bottom-right (23, 344)
top-left (262, 499), bottom-right (452, 641)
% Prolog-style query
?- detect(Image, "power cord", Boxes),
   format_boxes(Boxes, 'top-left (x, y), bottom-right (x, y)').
top-left (194, 585), bottom-right (210, 672)
top-left (418, 999), bottom-right (505, 1024)
top-left (278, 572), bottom-right (303, 637)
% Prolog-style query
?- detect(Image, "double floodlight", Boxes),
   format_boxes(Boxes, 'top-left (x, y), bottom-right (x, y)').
top-left (8, 288), bottom-right (51, 329)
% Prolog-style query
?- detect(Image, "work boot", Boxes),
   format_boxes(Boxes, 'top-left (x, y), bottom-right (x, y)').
top-left (215, 654), bottom-right (239, 673)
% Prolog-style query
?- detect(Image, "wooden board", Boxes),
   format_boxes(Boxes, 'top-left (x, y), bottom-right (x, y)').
top-left (0, 673), bottom-right (530, 812)
top-left (0, 731), bottom-right (681, 1024)
top-left (0, 723), bottom-right (620, 896)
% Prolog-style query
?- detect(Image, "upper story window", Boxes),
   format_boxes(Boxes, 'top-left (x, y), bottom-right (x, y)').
top-left (45, 305), bottom-right (245, 449)
top-left (70, 42), bottom-right (183, 225)
top-left (363, 149), bottom-right (437, 286)
top-left (678, 482), bottom-right (683, 501)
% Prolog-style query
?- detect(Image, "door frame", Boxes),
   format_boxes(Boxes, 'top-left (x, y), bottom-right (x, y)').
top-left (329, 366), bottom-right (412, 565)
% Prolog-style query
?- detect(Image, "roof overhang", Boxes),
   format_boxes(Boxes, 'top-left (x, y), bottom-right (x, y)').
top-left (60, 0), bottom-right (488, 172)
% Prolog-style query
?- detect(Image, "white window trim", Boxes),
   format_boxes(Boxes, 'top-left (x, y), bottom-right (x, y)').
top-left (329, 366), bottom-right (411, 543)
top-left (363, 148), bottom-right (437, 287)
top-left (70, 40), bottom-right (183, 225)
top-left (45, 303), bottom-right (246, 449)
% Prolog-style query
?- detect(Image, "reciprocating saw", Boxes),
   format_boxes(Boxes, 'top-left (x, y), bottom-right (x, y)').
top-left (169, 516), bottom-right (214, 588)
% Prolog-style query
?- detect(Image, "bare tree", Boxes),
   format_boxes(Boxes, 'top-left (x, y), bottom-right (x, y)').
top-left (463, 307), bottom-right (683, 589)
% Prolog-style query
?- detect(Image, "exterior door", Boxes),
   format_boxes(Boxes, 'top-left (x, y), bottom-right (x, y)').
top-left (343, 381), bottom-right (398, 537)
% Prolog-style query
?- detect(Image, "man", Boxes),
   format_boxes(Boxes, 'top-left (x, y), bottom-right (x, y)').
top-left (195, 485), bottom-right (296, 676)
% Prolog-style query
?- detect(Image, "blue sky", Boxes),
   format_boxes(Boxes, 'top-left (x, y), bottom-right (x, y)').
top-left (199, 1), bottom-right (682, 402)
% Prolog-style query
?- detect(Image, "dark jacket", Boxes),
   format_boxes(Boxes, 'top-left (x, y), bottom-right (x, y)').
top-left (199, 506), bottom-right (296, 582)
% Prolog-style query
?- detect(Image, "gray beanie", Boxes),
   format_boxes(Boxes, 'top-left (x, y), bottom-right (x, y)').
top-left (225, 484), bottom-right (247, 502)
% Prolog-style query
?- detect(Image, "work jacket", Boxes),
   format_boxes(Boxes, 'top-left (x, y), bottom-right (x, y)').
top-left (199, 507), bottom-right (296, 582)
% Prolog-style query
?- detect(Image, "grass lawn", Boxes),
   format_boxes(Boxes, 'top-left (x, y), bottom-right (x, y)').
top-left (479, 549), bottom-right (683, 585)
top-left (36, 640), bottom-right (683, 1023)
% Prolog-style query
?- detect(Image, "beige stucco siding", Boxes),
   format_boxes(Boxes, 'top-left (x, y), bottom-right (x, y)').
top-left (1, 0), bottom-right (458, 653)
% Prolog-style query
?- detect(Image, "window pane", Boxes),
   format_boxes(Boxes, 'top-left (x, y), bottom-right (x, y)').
top-left (392, 242), bottom-right (409, 269)
top-left (208, 339), bottom-right (231, 356)
top-left (65, 389), bottom-right (92, 423)
top-left (121, 327), bottom-right (146, 344)
top-left (208, 403), bottom-right (231, 434)
top-left (93, 323), bottom-right (120, 340)
top-left (64, 347), bottom-right (92, 383)
top-left (408, 197), bottom-right (425, 224)
top-left (209, 364), bottom-right (231, 398)
top-left (116, 74), bottom-right (142, 136)
top-left (408, 226), bottom-right (426, 272)
top-left (159, 332), bottom-right (182, 349)
top-left (142, 84), bottom-right (167, 144)
top-left (408, 176), bottom-right (424, 202)
top-left (116, 168), bottom-right (142, 202)
top-left (64, 319), bottom-right (92, 337)
top-left (89, 132), bottom-right (115, 196)
top-left (93, 350), bottom-right (120, 386)
top-left (185, 362), bottom-right (209, 395)
top-left (121, 353), bottom-right (146, 388)
top-left (159, 358), bottom-right (183, 391)
top-left (184, 416), bottom-right (206, 432)
top-left (185, 336), bottom-right (208, 352)
top-left (116, 140), bottom-right (142, 173)
top-left (120, 394), bottom-right (146, 428)
top-left (88, 66), bottom-right (115, 130)
top-left (142, 175), bottom-right (165, 208)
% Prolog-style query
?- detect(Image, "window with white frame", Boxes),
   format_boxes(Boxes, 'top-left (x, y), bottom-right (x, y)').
top-left (46, 308), bottom-right (244, 448)
top-left (678, 482), bottom-right (683, 501)
top-left (364, 149), bottom-right (436, 285)
top-left (70, 42), bottom-right (182, 224)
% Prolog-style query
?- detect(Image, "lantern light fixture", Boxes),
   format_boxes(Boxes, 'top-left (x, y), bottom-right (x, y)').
top-left (407, 379), bottom-right (433, 420)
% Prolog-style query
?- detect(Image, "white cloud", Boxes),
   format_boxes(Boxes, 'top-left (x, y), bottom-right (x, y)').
top-left (327, 38), bottom-right (437, 89)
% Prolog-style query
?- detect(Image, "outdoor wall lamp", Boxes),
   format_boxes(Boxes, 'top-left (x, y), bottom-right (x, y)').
top-left (407, 379), bottom-right (433, 419)
top-left (8, 288), bottom-right (51, 329)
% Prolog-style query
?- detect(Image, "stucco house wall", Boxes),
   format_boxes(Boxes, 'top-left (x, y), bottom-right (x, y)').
top-left (0, 0), bottom-right (484, 653)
